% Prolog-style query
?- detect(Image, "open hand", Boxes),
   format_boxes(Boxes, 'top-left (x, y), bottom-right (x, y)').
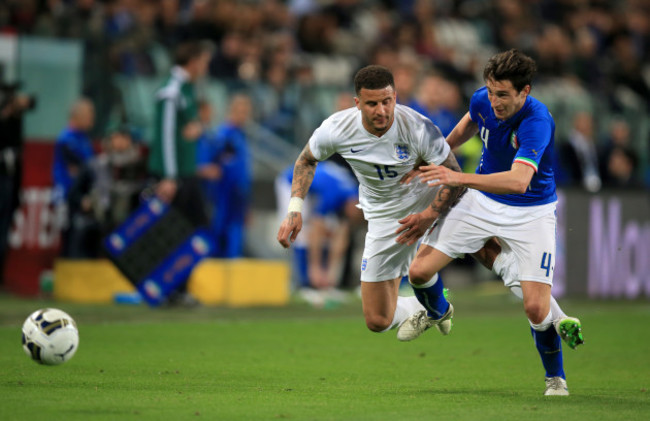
top-left (395, 212), bottom-right (435, 245)
top-left (277, 212), bottom-right (303, 249)
top-left (418, 163), bottom-right (463, 187)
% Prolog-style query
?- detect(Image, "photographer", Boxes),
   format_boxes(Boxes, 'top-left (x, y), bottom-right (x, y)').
top-left (0, 83), bottom-right (35, 284)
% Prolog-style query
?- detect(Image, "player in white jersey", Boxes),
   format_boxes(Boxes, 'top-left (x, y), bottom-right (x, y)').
top-left (278, 65), bottom-right (465, 336)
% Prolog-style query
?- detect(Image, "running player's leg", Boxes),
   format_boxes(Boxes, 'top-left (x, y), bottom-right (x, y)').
top-left (484, 240), bottom-right (583, 350)
top-left (397, 245), bottom-right (455, 341)
top-left (398, 189), bottom-right (490, 341)
top-left (361, 277), bottom-right (423, 332)
top-left (521, 280), bottom-right (569, 396)
top-left (359, 219), bottom-right (424, 333)
top-left (503, 211), bottom-right (571, 396)
top-left (408, 245), bottom-right (454, 320)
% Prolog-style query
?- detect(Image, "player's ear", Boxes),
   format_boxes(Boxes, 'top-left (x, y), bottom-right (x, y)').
top-left (521, 85), bottom-right (531, 96)
top-left (354, 96), bottom-right (360, 109)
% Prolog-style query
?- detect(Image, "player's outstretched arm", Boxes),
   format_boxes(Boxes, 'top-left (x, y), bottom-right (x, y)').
top-left (396, 151), bottom-right (465, 245)
top-left (277, 144), bottom-right (319, 249)
top-left (418, 162), bottom-right (535, 194)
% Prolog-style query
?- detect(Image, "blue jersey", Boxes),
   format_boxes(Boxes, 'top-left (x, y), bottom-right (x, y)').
top-left (197, 123), bottom-right (251, 202)
top-left (52, 127), bottom-right (94, 203)
top-left (469, 86), bottom-right (557, 206)
top-left (284, 161), bottom-right (358, 216)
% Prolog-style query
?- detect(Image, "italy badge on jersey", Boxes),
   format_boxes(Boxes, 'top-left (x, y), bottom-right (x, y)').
top-left (395, 144), bottom-right (410, 161)
top-left (510, 131), bottom-right (519, 149)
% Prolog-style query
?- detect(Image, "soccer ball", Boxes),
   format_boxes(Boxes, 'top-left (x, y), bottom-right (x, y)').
top-left (21, 308), bottom-right (79, 365)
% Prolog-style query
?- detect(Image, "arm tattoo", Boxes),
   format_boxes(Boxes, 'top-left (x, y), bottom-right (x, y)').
top-left (291, 143), bottom-right (319, 198)
top-left (430, 152), bottom-right (466, 217)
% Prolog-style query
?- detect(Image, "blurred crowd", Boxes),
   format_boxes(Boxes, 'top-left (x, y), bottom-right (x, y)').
top-left (0, 1), bottom-right (649, 294)
top-left (1, 0), bottom-right (648, 186)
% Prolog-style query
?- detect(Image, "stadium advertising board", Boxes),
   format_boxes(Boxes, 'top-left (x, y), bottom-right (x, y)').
top-left (559, 190), bottom-right (650, 299)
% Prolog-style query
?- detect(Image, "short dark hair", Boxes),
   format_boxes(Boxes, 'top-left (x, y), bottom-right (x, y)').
top-left (174, 40), bottom-right (214, 66)
top-left (483, 49), bottom-right (537, 92)
top-left (353, 65), bottom-right (395, 95)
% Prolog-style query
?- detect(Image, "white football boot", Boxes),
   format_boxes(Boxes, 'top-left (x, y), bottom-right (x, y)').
top-left (396, 303), bottom-right (454, 342)
top-left (544, 376), bottom-right (569, 396)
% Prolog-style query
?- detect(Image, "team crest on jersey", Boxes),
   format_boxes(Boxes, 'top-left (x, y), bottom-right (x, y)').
top-left (395, 144), bottom-right (410, 160)
top-left (509, 131), bottom-right (519, 149)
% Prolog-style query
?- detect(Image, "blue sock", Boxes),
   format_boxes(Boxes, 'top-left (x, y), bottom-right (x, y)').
top-left (411, 274), bottom-right (449, 319)
top-left (531, 326), bottom-right (565, 379)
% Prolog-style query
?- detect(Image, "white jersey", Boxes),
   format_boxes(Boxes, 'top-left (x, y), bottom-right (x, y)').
top-left (309, 104), bottom-right (450, 220)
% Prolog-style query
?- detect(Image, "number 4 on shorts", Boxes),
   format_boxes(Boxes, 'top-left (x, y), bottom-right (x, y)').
top-left (540, 252), bottom-right (552, 277)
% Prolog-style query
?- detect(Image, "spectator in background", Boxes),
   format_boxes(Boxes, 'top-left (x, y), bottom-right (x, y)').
top-left (92, 127), bottom-right (147, 234)
top-left (252, 62), bottom-right (300, 144)
top-left (275, 160), bottom-right (363, 307)
top-left (147, 40), bottom-right (212, 226)
top-left (602, 146), bottom-right (640, 188)
top-left (599, 118), bottom-right (641, 188)
top-left (52, 98), bottom-right (96, 257)
top-left (555, 111), bottom-right (602, 193)
top-left (197, 93), bottom-right (252, 258)
top-left (410, 71), bottom-right (462, 137)
top-left (393, 61), bottom-right (420, 106)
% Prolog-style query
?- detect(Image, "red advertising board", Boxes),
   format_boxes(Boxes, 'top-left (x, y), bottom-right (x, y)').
top-left (3, 141), bottom-right (61, 296)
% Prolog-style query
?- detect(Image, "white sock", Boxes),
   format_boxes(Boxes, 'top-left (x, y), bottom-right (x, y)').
top-left (529, 309), bottom-right (553, 331)
top-left (381, 296), bottom-right (425, 332)
top-left (549, 296), bottom-right (567, 321)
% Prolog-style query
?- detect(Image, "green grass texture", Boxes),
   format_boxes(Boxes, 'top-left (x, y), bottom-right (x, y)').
top-left (1, 288), bottom-right (649, 421)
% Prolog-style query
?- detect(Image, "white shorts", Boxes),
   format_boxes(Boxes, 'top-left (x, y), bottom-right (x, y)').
top-left (423, 189), bottom-right (557, 287)
top-left (360, 218), bottom-right (418, 282)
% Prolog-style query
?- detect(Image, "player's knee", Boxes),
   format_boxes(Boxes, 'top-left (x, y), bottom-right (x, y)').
top-left (408, 264), bottom-right (431, 286)
top-left (364, 314), bottom-right (391, 332)
top-left (524, 301), bottom-right (547, 324)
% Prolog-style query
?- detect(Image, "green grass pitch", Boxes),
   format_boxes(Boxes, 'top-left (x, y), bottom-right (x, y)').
top-left (1, 287), bottom-right (649, 420)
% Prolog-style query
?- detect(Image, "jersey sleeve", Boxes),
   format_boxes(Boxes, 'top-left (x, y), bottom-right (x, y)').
top-left (513, 117), bottom-right (552, 173)
top-left (308, 121), bottom-right (335, 161)
top-left (420, 119), bottom-right (451, 165)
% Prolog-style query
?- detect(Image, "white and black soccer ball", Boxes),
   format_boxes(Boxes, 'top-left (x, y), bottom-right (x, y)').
top-left (21, 308), bottom-right (79, 365)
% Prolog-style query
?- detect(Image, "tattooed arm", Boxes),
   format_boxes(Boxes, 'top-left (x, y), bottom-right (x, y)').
top-left (395, 151), bottom-right (466, 245)
top-left (277, 144), bottom-right (320, 249)
top-left (426, 151), bottom-right (466, 217)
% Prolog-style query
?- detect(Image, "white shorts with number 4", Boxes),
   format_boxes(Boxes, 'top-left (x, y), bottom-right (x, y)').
top-left (422, 188), bottom-right (557, 288)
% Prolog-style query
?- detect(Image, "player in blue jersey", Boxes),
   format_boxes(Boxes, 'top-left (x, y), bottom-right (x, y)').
top-left (399, 50), bottom-right (584, 396)
top-left (276, 161), bottom-right (362, 297)
top-left (197, 94), bottom-right (252, 258)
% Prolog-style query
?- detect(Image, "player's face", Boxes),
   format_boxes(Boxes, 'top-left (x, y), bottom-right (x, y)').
top-left (355, 86), bottom-right (396, 137)
top-left (485, 78), bottom-right (530, 120)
